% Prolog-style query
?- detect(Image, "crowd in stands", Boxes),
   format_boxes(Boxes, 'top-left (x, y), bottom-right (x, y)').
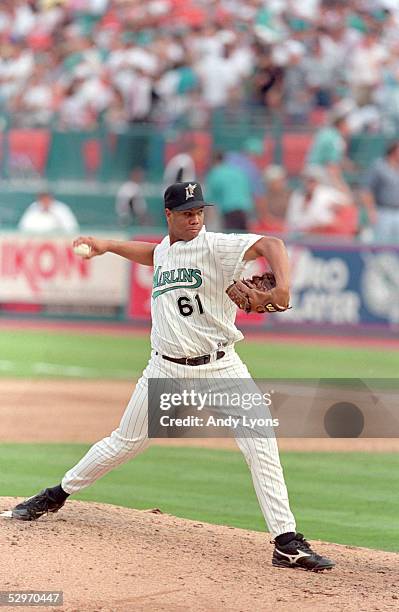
top-left (2, 0), bottom-right (399, 132)
top-left (6, 0), bottom-right (399, 243)
top-left (110, 112), bottom-right (399, 244)
top-left (16, 114), bottom-right (399, 244)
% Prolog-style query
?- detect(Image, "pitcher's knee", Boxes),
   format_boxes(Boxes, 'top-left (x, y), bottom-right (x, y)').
top-left (107, 429), bottom-right (148, 457)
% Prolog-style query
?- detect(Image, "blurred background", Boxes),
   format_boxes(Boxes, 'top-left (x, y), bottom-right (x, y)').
top-left (1, 0), bottom-right (399, 334)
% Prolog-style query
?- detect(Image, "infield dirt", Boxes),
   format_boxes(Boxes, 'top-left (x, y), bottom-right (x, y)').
top-left (1, 497), bottom-right (399, 612)
top-left (1, 378), bottom-right (399, 451)
top-left (2, 378), bottom-right (399, 612)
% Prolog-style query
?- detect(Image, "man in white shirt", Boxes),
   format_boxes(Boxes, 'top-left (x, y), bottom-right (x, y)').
top-left (18, 191), bottom-right (79, 235)
top-left (349, 29), bottom-right (388, 106)
top-left (127, 67), bottom-right (153, 122)
top-left (115, 168), bottom-right (148, 226)
top-left (286, 166), bottom-right (351, 234)
top-left (195, 52), bottom-right (237, 108)
top-left (163, 151), bottom-right (196, 187)
top-left (11, 181), bottom-right (334, 573)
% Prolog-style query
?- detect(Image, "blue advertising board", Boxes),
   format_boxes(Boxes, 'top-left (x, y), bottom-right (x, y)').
top-left (277, 243), bottom-right (399, 329)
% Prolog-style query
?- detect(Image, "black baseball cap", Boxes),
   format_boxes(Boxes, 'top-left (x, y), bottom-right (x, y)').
top-left (164, 182), bottom-right (213, 211)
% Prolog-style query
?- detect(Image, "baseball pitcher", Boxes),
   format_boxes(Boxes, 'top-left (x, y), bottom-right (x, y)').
top-left (11, 182), bottom-right (334, 572)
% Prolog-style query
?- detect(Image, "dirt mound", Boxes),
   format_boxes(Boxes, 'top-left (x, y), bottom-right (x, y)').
top-left (1, 498), bottom-right (398, 611)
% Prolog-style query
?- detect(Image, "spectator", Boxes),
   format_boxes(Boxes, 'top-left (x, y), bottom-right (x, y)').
top-left (115, 167), bottom-right (149, 227)
top-left (306, 108), bottom-right (353, 196)
top-left (58, 79), bottom-right (98, 130)
top-left (362, 141), bottom-right (399, 243)
top-left (286, 166), bottom-right (354, 236)
top-left (103, 88), bottom-right (130, 132)
top-left (226, 138), bottom-right (266, 214)
top-left (253, 165), bottom-right (290, 233)
top-left (303, 37), bottom-right (337, 109)
top-left (10, 65), bottom-right (55, 126)
top-left (0, 1), bottom-right (398, 132)
top-left (3, 0), bottom-right (399, 148)
top-left (73, 68), bottom-right (116, 116)
top-left (0, 43), bottom-right (34, 105)
top-left (205, 151), bottom-right (253, 230)
top-left (282, 41), bottom-right (311, 124)
top-left (163, 144), bottom-right (196, 187)
top-left (155, 55), bottom-right (200, 124)
top-left (127, 67), bottom-right (154, 123)
top-left (194, 44), bottom-right (238, 109)
top-left (349, 28), bottom-right (388, 106)
top-left (252, 43), bottom-right (284, 110)
top-left (18, 191), bottom-right (79, 234)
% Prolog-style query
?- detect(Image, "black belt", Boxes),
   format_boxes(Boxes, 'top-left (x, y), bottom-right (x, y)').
top-left (156, 350), bottom-right (225, 366)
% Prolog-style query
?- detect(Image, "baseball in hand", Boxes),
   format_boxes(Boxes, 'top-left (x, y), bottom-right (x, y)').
top-left (73, 243), bottom-right (91, 257)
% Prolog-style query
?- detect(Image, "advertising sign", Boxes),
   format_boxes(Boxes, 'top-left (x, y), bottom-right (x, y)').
top-left (285, 244), bottom-right (399, 327)
top-left (128, 237), bottom-right (399, 332)
top-left (0, 233), bottom-right (128, 310)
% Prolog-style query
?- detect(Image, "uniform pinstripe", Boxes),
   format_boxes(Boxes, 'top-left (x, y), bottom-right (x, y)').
top-left (61, 227), bottom-right (296, 538)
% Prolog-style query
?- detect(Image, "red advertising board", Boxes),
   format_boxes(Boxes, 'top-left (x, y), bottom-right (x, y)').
top-left (0, 130), bottom-right (50, 176)
top-left (0, 233), bottom-right (128, 314)
top-left (127, 236), bottom-right (159, 320)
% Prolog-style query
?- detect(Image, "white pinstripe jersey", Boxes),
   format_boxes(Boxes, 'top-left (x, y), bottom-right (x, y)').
top-left (150, 227), bottom-right (262, 357)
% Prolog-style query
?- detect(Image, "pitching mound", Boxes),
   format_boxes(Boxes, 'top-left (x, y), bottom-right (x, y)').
top-left (1, 498), bottom-right (398, 611)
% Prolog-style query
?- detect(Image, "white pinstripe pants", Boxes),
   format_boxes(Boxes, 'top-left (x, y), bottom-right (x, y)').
top-left (62, 347), bottom-right (296, 538)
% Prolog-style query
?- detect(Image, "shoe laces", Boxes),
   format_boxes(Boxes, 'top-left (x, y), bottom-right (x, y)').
top-left (27, 491), bottom-right (52, 511)
top-left (294, 533), bottom-right (324, 560)
top-left (294, 533), bottom-right (311, 550)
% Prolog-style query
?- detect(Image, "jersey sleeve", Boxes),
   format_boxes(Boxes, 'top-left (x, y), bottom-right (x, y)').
top-left (153, 235), bottom-right (169, 262)
top-left (212, 232), bottom-right (263, 286)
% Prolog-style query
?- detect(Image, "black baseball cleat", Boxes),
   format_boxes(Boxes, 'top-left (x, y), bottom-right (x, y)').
top-left (272, 533), bottom-right (335, 572)
top-left (11, 489), bottom-right (66, 521)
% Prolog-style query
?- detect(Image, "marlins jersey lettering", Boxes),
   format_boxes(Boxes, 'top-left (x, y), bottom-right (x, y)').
top-left (151, 227), bottom-right (262, 357)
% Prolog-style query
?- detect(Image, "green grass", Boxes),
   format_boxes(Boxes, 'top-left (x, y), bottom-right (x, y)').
top-left (1, 329), bottom-right (399, 378)
top-left (1, 444), bottom-right (398, 552)
top-left (2, 329), bottom-right (398, 552)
